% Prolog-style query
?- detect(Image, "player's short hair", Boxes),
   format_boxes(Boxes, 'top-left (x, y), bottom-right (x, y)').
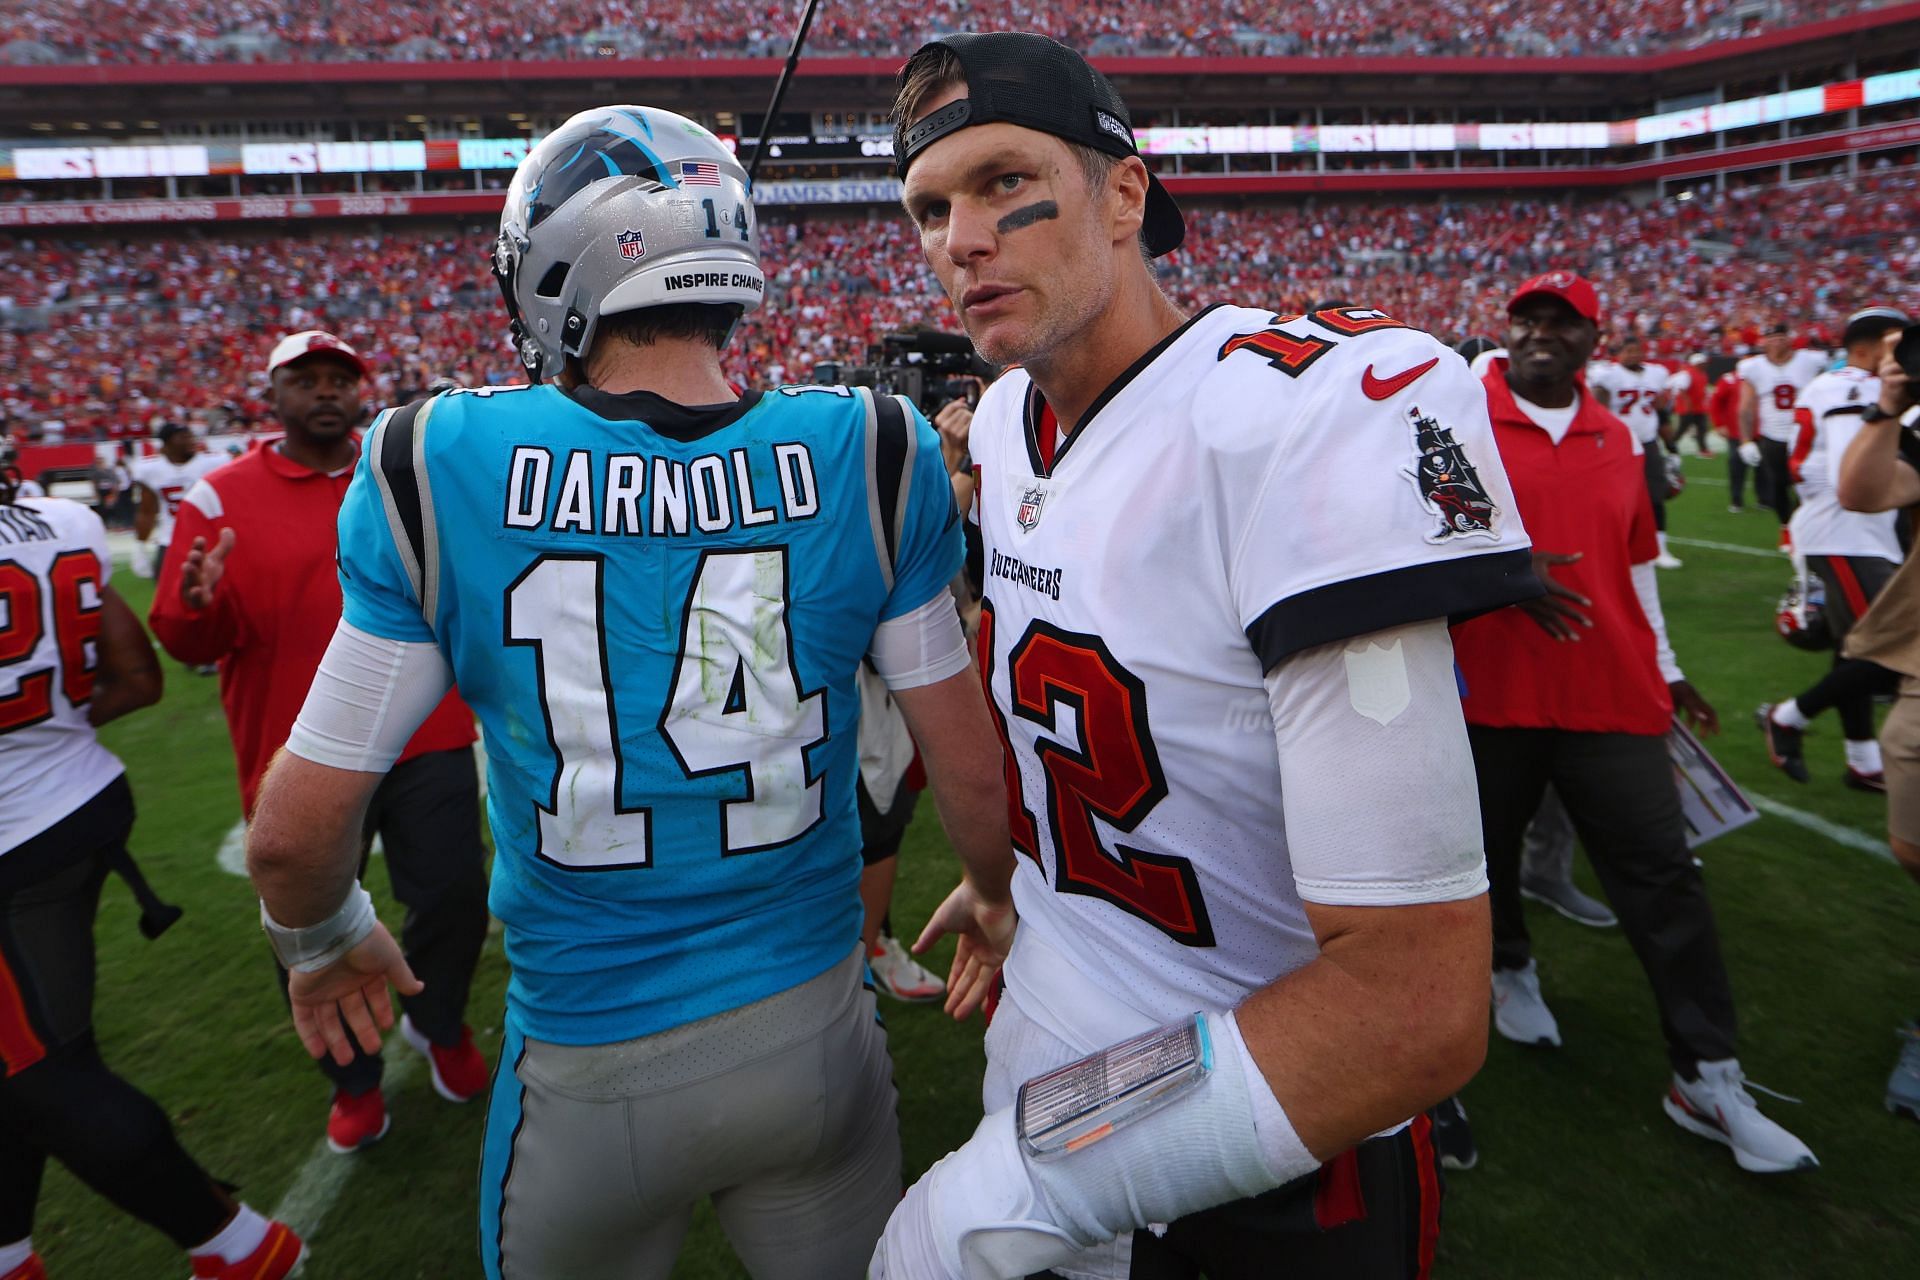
top-left (596, 302), bottom-right (745, 354)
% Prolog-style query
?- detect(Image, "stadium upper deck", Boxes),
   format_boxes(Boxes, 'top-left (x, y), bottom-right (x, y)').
top-left (0, 0), bottom-right (1898, 64)
top-left (3, 169), bottom-right (1912, 443)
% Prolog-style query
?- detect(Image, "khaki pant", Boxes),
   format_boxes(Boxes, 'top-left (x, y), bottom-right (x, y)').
top-left (1883, 677), bottom-right (1920, 847)
top-left (480, 944), bottom-right (900, 1279)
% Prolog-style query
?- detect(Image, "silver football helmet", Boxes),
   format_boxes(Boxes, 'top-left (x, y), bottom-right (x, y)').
top-left (494, 105), bottom-right (764, 382)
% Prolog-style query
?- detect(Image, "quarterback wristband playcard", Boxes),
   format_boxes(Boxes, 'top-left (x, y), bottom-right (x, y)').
top-left (1016, 1014), bottom-right (1212, 1159)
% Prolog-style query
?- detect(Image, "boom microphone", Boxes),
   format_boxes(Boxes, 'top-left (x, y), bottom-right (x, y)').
top-left (746, 0), bottom-right (825, 188)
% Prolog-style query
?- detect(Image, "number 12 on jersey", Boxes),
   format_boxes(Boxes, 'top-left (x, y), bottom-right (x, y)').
top-left (980, 599), bottom-right (1215, 947)
top-left (505, 548), bottom-right (827, 871)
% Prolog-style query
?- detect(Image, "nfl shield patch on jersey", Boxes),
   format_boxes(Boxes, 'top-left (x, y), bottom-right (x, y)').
top-left (1016, 483), bottom-right (1047, 533)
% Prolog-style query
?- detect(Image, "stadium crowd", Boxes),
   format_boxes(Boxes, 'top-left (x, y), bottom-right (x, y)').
top-left (0, 0), bottom-right (1886, 63)
top-left (0, 169), bottom-right (1914, 441)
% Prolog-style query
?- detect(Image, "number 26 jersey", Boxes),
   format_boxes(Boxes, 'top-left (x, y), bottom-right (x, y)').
top-left (970, 304), bottom-right (1537, 1034)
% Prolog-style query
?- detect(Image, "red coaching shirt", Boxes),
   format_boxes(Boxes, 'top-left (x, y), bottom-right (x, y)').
top-left (1451, 359), bottom-right (1671, 736)
top-left (149, 438), bottom-right (476, 817)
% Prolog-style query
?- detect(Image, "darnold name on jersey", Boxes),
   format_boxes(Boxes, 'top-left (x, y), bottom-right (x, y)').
top-left (988, 547), bottom-right (1064, 601)
top-left (0, 502), bottom-right (58, 545)
top-left (503, 441), bottom-right (819, 538)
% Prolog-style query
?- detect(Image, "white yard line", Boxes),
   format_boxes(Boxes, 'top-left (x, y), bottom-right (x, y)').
top-left (1747, 792), bottom-right (1893, 864)
top-left (216, 818), bottom-right (248, 877)
top-left (269, 1046), bottom-right (422, 1238)
top-left (1666, 535), bottom-right (1781, 559)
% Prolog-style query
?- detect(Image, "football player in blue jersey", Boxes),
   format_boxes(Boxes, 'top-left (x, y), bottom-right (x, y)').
top-left (243, 105), bottom-right (1016, 1279)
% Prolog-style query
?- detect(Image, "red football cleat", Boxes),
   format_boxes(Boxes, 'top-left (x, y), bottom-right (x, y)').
top-left (1, 1254), bottom-right (46, 1280)
top-left (190, 1220), bottom-right (305, 1279)
top-left (325, 1086), bottom-right (390, 1154)
top-left (401, 1016), bottom-right (489, 1103)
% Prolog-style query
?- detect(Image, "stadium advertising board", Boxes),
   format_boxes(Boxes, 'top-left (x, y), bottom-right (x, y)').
top-left (2, 66), bottom-right (1914, 182)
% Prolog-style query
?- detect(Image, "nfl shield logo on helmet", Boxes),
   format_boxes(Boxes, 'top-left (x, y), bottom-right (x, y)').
top-left (1016, 484), bottom-right (1047, 533)
top-left (617, 229), bottom-right (646, 261)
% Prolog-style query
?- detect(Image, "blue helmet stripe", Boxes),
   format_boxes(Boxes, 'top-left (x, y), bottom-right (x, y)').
top-left (611, 108), bottom-right (654, 139)
top-left (596, 122), bottom-right (677, 189)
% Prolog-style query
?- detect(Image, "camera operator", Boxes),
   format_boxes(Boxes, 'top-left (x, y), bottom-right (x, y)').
top-left (1833, 316), bottom-right (1920, 1120)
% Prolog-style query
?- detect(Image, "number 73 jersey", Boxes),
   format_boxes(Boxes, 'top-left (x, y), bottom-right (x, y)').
top-left (971, 305), bottom-right (1536, 1029)
top-left (335, 382), bottom-right (960, 1045)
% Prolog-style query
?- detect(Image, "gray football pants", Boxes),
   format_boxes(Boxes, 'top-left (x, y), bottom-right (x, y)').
top-left (480, 943), bottom-right (901, 1279)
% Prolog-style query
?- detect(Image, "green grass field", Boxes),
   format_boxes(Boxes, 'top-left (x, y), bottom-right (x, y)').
top-left (27, 450), bottom-right (1920, 1278)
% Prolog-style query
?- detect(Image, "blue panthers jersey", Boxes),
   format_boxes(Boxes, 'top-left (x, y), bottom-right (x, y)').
top-left (336, 381), bottom-right (962, 1044)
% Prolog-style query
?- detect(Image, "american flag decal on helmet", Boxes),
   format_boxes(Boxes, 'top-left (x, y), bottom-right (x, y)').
top-left (678, 161), bottom-right (722, 186)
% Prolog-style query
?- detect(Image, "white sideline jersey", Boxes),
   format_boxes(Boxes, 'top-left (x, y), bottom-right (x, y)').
top-left (1788, 365), bottom-right (1901, 562)
top-left (1739, 350), bottom-right (1830, 443)
top-left (1586, 360), bottom-right (1669, 443)
top-left (131, 451), bottom-right (224, 545)
top-left (0, 497), bottom-right (123, 851)
top-left (971, 304), bottom-right (1537, 1044)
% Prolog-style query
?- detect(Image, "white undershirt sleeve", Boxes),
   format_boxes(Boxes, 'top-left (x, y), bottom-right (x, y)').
top-left (868, 592), bottom-right (971, 691)
top-left (1630, 560), bottom-right (1684, 684)
top-left (1266, 618), bottom-right (1488, 905)
top-left (285, 620), bottom-right (453, 773)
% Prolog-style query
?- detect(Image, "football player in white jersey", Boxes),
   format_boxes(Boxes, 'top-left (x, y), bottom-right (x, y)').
top-left (875, 33), bottom-right (1541, 1280)
top-left (131, 423), bottom-right (224, 586)
top-left (0, 445), bottom-right (305, 1280)
top-left (1589, 334), bottom-right (1681, 568)
top-left (1760, 307), bottom-right (1911, 790)
top-left (1738, 325), bottom-right (1831, 548)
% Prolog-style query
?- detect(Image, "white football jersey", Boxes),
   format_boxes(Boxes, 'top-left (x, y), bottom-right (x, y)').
top-left (971, 304), bottom-right (1534, 1042)
top-left (0, 497), bottom-right (124, 852)
top-left (1587, 360), bottom-right (1669, 443)
top-left (1739, 350), bottom-right (1830, 443)
top-left (1788, 365), bottom-right (1901, 562)
top-left (132, 450), bottom-right (224, 545)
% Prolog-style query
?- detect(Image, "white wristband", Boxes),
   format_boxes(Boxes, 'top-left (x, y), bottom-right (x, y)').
top-left (261, 883), bottom-right (376, 973)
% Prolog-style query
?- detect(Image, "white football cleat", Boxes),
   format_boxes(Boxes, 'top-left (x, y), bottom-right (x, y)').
top-left (1663, 1058), bottom-right (1817, 1173)
top-left (1491, 960), bottom-right (1561, 1047)
top-left (871, 933), bottom-right (947, 1003)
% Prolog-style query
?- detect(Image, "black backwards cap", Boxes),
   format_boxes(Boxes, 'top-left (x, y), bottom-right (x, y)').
top-left (893, 31), bottom-right (1186, 258)
top-left (1842, 305), bottom-right (1911, 346)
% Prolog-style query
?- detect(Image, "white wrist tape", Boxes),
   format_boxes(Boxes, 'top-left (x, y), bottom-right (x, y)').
top-left (871, 1010), bottom-right (1315, 1280)
top-left (261, 882), bottom-right (376, 973)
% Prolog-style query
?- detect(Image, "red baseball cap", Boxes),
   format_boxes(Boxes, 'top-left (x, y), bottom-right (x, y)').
top-left (1508, 271), bottom-right (1602, 324)
top-left (265, 330), bottom-right (369, 378)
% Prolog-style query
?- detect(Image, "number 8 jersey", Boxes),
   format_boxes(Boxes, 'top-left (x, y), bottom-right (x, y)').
top-left (335, 382), bottom-right (961, 1045)
top-left (970, 305), bottom-right (1538, 1040)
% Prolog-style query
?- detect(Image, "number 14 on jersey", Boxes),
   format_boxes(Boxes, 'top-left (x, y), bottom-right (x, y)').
top-left (504, 547), bottom-right (827, 871)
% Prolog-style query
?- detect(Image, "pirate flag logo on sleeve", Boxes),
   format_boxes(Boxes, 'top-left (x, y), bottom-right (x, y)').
top-left (1405, 404), bottom-right (1499, 542)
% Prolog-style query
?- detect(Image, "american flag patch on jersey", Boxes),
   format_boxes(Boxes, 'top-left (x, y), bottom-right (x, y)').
top-left (678, 161), bottom-right (721, 186)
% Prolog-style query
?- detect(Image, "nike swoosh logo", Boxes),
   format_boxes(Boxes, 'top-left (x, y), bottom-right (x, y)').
top-left (1361, 357), bottom-right (1440, 400)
